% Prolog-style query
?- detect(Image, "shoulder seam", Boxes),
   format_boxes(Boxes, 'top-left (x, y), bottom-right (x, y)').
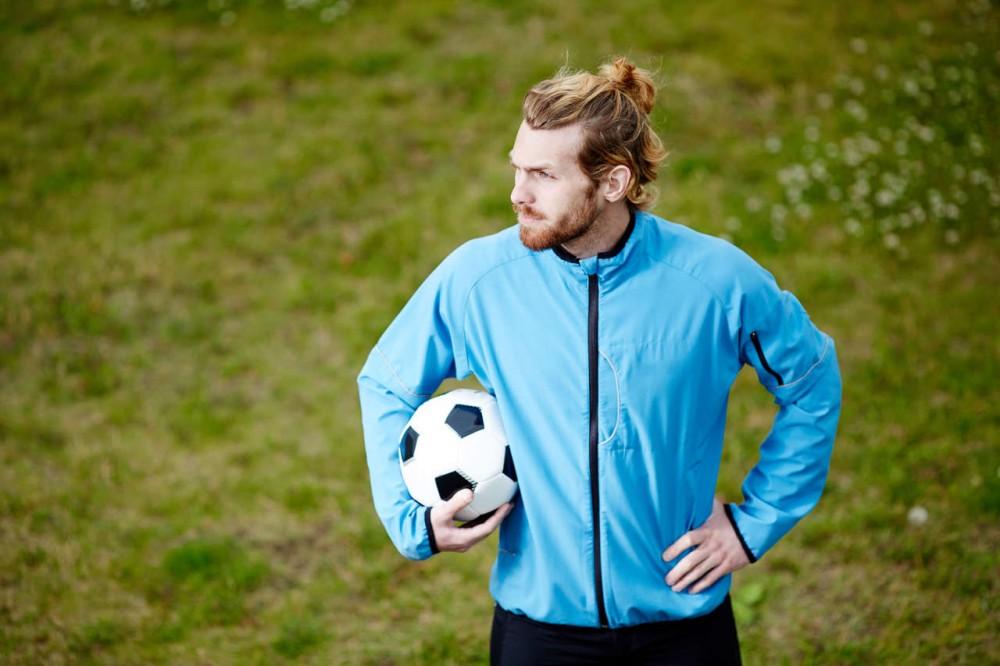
top-left (459, 252), bottom-right (536, 372)
top-left (372, 344), bottom-right (433, 398)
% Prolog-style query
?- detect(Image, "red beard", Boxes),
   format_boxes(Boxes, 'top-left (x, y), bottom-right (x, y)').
top-left (515, 183), bottom-right (600, 252)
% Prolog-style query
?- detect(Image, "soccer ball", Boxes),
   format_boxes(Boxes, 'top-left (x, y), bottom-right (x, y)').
top-left (398, 388), bottom-right (518, 522)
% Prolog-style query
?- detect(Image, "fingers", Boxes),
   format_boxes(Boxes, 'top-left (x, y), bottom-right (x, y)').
top-left (690, 568), bottom-right (726, 595)
top-left (432, 497), bottom-right (514, 553)
top-left (461, 502), bottom-right (513, 542)
top-left (662, 518), bottom-right (753, 594)
top-left (662, 528), bottom-right (707, 562)
top-left (434, 489), bottom-right (475, 524)
top-left (669, 551), bottom-right (721, 592)
top-left (664, 545), bottom-right (711, 587)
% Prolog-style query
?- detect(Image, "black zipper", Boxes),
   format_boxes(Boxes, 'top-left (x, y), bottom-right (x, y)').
top-left (749, 330), bottom-right (784, 386)
top-left (587, 274), bottom-right (609, 628)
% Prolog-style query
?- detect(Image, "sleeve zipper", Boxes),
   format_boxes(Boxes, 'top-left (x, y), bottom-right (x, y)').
top-left (749, 330), bottom-right (784, 386)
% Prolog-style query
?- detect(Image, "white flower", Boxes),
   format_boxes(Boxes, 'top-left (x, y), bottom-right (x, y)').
top-left (795, 203), bottom-right (813, 219)
top-left (745, 196), bottom-right (763, 212)
top-left (817, 93), bottom-right (833, 110)
top-left (969, 134), bottom-right (984, 156)
top-left (850, 178), bottom-right (871, 200)
top-left (907, 505), bottom-right (929, 526)
top-left (809, 161), bottom-right (828, 180)
top-left (770, 204), bottom-right (788, 223)
top-left (850, 38), bottom-right (868, 54)
top-left (805, 125), bottom-right (821, 142)
top-left (883, 232), bottom-right (901, 249)
top-left (843, 145), bottom-right (863, 167)
top-left (944, 229), bottom-right (960, 245)
top-left (765, 135), bottom-right (782, 153)
top-left (894, 139), bottom-right (908, 156)
top-left (827, 185), bottom-right (843, 201)
top-left (849, 77), bottom-right (865, 96)
top-left (876, 189), bottom-right (896, 207)
top-left (844, 218), bottom-right (863, 236)
top-left (916, 125), bottom-right (935, 143)
top-left (918, 21), bottom-right (933, 36)
top-left (874, 64), bottom-right (890, 81)
top-left (725, 217), bottom-right (742, 232)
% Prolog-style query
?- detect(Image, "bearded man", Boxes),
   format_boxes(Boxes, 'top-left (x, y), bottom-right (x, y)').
top-left (357, 56), bottom-right (842, 665)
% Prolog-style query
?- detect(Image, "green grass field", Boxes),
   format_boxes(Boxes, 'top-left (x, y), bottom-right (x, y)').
top-left (1, 0), bottom-right (997, 663)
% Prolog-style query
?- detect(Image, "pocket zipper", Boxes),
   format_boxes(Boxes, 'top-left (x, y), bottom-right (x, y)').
top-left (750, 330), bottom-right (784, 386)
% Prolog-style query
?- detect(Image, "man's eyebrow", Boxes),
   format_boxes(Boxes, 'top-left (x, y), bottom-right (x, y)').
top-left (508, 153), bottom-right (555, 170)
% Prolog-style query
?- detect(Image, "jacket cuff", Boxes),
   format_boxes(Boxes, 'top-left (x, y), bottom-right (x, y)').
top-left (424, 506), bottom-right (439, 555)
top-left (724, 503), bottom-right (757, 564)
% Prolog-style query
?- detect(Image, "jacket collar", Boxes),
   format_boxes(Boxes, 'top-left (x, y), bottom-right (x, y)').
top-left (548, 206), bottom-right (642, 280)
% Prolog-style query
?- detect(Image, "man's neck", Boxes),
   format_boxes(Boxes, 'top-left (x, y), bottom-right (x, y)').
top-left (560, 202), bottom-right (632, 259)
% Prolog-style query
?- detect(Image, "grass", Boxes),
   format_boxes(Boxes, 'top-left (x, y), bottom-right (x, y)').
top-left (1, 0), bottom-right (997, 663)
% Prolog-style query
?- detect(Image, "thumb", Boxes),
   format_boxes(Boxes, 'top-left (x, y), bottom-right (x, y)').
top-left (441, 488), bottom-right (474, 519)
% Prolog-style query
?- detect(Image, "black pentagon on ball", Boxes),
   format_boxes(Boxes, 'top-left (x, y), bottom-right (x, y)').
top-left (445, 404), bottom-right (484, 438)
top-left (399, 426), bottom-right (419, 463)
top-left (435, 470), bottom-right (476, 501)
top-left (503, 446), bottom-right (517, 482)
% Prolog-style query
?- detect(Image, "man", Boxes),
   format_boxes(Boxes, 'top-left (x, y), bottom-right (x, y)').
top-left (357, 56), bottom-right (842, 665)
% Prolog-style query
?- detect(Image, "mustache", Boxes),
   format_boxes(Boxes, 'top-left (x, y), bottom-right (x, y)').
top-left (512, 204), bottom-right (544, 219)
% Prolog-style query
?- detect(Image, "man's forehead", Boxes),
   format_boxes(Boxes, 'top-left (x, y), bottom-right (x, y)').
top-left (509, 120), bottom-right (584, 168)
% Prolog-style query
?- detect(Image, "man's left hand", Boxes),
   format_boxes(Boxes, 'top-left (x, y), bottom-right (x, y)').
top-left (662, 497), bottom-right (750, 594)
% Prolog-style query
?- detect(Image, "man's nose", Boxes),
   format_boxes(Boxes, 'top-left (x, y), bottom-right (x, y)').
top-left (511, 174), bottom-right (533, 206)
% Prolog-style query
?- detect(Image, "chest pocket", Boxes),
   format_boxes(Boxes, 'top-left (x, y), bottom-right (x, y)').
top-left (602, 335), bottom-right (706, 454)
top-left (596, 348), bottom-right (622, 448)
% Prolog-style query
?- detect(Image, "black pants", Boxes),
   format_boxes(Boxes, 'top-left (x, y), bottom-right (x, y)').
top-left (490, 595), bottom-right (742, 665)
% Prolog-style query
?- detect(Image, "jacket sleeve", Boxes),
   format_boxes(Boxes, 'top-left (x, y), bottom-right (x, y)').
top-left (356, 249), bottom-right (472, 561)
top-left (724, 257), bottom-right (843, 563)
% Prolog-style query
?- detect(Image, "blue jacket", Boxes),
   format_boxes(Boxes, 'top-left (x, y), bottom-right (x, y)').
top-left (357, 209), bottom-right (842, 628)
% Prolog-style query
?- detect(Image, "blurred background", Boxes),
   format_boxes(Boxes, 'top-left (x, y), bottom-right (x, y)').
top-left (1, 0), bottom-right (997, 663)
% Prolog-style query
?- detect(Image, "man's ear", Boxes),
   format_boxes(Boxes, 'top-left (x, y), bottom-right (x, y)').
top-left (602, 164), bottom-right (633, 203)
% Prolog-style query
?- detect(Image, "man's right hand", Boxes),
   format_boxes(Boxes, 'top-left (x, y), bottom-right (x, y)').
top-left (430, 489), bottom-right (514, 553)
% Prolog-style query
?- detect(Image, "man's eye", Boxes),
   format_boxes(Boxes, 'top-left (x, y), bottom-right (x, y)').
top-left (539, 171), bottom-right (553, 179)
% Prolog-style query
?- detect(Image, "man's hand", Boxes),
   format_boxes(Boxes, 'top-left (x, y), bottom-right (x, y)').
top-left (430, 489), bottom-right (514, 553)
top-left (662, 497), bottom-right (750, 594)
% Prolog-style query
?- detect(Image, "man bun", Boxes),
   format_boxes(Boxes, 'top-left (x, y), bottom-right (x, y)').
top-left (599, 56), bottom-right (657, 115)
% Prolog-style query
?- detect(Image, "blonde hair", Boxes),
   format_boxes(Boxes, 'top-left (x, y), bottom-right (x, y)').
top-left (522, 56), bottom-right (668, 210)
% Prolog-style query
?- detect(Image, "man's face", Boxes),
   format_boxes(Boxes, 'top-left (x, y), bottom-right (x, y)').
top-left (509, 120), bottom-right (603, 251)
